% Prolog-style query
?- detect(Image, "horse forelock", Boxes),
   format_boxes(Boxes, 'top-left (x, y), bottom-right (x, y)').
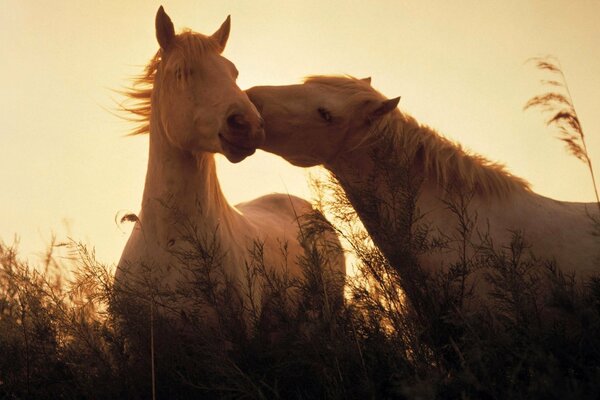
top-left (166, 30), bottom-right (222, 66)
top-left (121, 30), bottom-right (221, 135)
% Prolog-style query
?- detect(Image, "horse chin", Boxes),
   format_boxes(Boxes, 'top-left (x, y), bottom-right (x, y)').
top-left (219, 134), bottom-right (256, 163)
top-left (285, 156), bottom-right (320, 168)
top-left (224, 150), bottom-right (254, 163)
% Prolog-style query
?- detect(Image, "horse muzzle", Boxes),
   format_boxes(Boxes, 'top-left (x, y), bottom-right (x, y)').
top-left (219, 110), bottom-right (265, 163)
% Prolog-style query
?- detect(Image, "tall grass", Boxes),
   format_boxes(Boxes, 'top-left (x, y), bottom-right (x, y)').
top-left (525, 55), bottom-right (600, 211)
top-left (2, 188), bottom-right (599, 399)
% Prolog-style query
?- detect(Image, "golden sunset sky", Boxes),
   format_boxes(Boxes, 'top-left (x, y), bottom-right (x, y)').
top-left (1, 1), bottom-right (599, 265)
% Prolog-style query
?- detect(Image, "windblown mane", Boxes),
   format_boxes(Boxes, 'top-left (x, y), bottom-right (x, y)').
top-left (306, 75), bottom-right (531, 198)
top-left (389, 115), bottom-right (531, 197)
top-left (120, 30), bottom-right (221, 135)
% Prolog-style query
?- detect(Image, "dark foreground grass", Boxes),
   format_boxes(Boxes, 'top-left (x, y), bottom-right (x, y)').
top-left (1, 199), bottom-right (600, 400)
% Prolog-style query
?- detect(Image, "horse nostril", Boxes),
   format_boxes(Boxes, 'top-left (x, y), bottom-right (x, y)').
top-left (258, 116), bottom-right (265, 130)
top-left (227, 114), bottom-right (248, 131)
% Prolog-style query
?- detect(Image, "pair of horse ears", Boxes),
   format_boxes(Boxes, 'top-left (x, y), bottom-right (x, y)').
top-left (155, 6), bottom-right (231, 52)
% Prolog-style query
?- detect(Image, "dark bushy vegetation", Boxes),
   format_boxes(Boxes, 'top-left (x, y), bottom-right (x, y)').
top-left (1, 182), bottom-right (599, 399)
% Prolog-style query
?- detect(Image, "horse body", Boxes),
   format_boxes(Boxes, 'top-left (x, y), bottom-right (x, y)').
top-left (118, 151), bottom-right (315, 312)
top-left (117, 9), bottom-right (344, 323)
top-left (339, 147), bottom-right (597, 278)
top-left (247, 76), bottom-right (599, 304)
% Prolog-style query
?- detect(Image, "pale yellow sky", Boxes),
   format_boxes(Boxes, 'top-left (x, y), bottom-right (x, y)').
top-left (1, 1), bottom-right (599, 265)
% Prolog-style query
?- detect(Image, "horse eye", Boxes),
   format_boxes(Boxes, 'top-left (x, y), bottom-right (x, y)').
top-left (318, 107), bottom-right (332, 122)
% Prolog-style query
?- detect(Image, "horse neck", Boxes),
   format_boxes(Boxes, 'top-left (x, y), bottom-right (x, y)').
top-left (141, 112), bottom-right (235, 239)
top-left (327, 111), bottom-right (540, 259)
top-left (329, 111), bottom-right (423, 197)
top-left (338, 110), bottom-right (532, 197)
top-left (328, 113), bottom-right (424, 259)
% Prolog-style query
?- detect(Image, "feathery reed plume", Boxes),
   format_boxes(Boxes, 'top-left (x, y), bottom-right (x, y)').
top-left (524, 56), bottom-right (600, 210)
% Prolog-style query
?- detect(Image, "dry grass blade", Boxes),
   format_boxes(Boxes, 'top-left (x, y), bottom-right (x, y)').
top-left (548, 111), bottom-right (582, 134)
top-left (523, 93), bottom-right (571, 111)
top-left (540, 79), bottom-right (562, 87)
top-left (119, 213), bottom-right (140, 224)
top-left (534, 60), bottom-right (561, 73)
top-left (560, 137), bottom-right (587, 163)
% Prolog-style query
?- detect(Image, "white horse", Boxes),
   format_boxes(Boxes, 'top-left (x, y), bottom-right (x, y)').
top-left (247, 76), bottom-right (599, 307)
top-left (116, 9), bottom-right (344, 324)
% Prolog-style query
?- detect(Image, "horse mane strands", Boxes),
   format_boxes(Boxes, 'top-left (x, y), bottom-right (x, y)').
top-left (388, 114), bottom-right (532, 198)
top-left (118, 52), bottom-right (160, 136)
top-left (291, 75), bottom-right (530, 198)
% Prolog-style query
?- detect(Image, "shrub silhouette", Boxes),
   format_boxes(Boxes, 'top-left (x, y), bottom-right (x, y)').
top-left (2, 187), bottom-right (599, 399)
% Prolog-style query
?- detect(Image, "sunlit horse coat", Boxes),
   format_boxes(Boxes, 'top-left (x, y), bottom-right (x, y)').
top-left (248, 76), bottom-right (599, 307)
top-left (116, 9), bottom-right (344, 324)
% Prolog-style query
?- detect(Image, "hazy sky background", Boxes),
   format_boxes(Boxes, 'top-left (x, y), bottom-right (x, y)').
top-left (1, 1), bottom-right (599, 266)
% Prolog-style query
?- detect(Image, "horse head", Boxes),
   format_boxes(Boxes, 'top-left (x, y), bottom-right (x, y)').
top-left (153, 7), bottom-right (264, 163)
top-left (247, 76), bottom-right (398, 167)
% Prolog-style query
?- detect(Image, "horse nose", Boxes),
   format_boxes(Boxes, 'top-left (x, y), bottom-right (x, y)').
top-left (227, 113), bottom-right (249, 132)
top-left (225, 108), bottom-right (265, 144)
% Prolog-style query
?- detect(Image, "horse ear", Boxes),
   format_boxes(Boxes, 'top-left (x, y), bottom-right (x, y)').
top-left (210, 15), bottom-right (231, 52)
top-left (361, 77), bottom-right (372, 85)
top-left (371, 96), bottom-right (401, 119)
top-left (156, 6), bottom-right (176, 50)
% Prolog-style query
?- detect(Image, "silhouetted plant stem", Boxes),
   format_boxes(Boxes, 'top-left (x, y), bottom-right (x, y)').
top-left (556, 60), bottom-right (600, 211)
top-left (525, 56), bottom-right (600, 212)
top-left (150, 298), bottom-right (156, 400)
top-left (19, 299), bottom-right (31, 397)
